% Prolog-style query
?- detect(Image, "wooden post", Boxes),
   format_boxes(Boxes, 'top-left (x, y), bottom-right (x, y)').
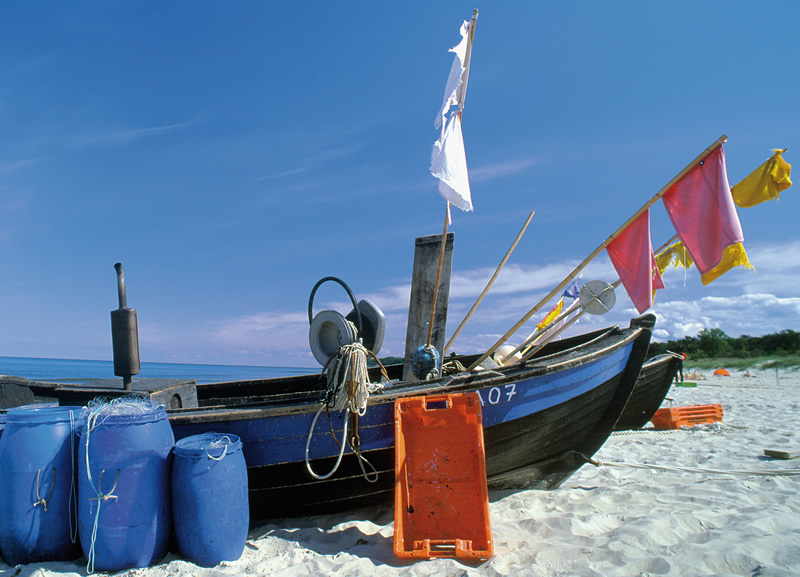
top-left (403, 233), bottom-right (454, 381)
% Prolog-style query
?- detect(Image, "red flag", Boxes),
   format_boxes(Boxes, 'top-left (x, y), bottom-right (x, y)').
top-left (662, 146), bottom-right (751, 285)
top-left (606, 210), bottom-right (664, 314)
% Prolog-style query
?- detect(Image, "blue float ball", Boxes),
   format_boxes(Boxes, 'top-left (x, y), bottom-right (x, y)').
top-left (412, 345), bottom-right (439, 380)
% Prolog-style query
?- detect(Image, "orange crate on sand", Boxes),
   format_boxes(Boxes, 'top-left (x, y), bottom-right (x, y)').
top-left (394, 393), bottom-right (493, 560)
top-left (651, 404), bottom-right (724, 429)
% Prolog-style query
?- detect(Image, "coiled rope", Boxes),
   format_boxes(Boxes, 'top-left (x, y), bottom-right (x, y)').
top-left (305, 342), bottom-right (387, 482)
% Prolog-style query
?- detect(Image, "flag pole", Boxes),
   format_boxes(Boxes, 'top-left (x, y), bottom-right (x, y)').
top-left (467, 134), bottom-right (728, 371)
top-left (513, 233), bottom-right (679, 361)
top-left (457, 9), bottom-right (479, 119)
top-left (426, 203), bottom-right (451, 347)
top-left (443, 209), bottom-right (535, 355)
top-left (424, 10), bottom-right (479, 350)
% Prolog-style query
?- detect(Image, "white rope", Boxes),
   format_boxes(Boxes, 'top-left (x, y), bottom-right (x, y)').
top-left (325, 342), bottom-right (373, 415)
top-left (305, 343), bottom-right (382, 482)
top-left (611, 429), bottom-right (680, 437)
top-left (205, 435), bottom-right (232, 461)
top-left (590, 458), bottom-right (800, 477)
top-left (69, 409), bottom-right (78, 545)
top-left (610, 423), bottom-right (750, 437)
top-left (83, 397), bottom-right (155, 574)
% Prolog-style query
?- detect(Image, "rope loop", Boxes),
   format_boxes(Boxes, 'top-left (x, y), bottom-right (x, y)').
top-left (205, 436), bottom-right (232, 461)
top-left (32, 467), bottom-right (56, 512)
top-left (88, 469), bottom-right (121, 504)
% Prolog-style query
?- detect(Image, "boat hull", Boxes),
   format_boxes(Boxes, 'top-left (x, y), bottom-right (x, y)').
top-left (1, 317), bottom-right (654, 520)
top-left (169, 316), bottom-right (654, 519)
top-left (614, 353), bottom-right (681, 431)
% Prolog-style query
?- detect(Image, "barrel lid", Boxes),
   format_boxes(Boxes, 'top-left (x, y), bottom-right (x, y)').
top-left (6, 405), bottom-right (85, 424)
top-left (175, 432), bottom-right (242, 458)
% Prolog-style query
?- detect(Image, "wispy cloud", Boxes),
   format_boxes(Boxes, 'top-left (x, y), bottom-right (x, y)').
top-left (77, 110), bottom-right (208, 147)
top-left (0, 158), bottom-right (41, 176)
top-left (469, 157), bottom-right (543, 182)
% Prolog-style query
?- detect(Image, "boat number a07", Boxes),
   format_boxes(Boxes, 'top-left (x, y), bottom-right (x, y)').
top-left (478, 384), bottom-right (517, 405)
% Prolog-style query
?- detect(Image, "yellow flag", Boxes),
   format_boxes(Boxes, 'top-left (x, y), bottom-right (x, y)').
top-left (536, 297), bottom-right (564, 331)
top-left (699, 242), bottom-right (754, 285)
top-left (731, 149), bottom-right (792, 208)
top-left (655, 241), bottom-right (694, 276)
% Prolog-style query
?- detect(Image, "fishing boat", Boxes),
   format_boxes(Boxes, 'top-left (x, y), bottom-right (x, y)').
top-left (613, 352), bottom-right (682, 431)
top-left (1, 310), bottom-right (654, 520)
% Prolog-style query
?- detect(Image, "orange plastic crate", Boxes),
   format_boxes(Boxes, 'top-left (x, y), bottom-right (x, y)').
top-left (651, 404), bottom-right (724, 429)
top-left (394, 393), bottom-right (493, 560)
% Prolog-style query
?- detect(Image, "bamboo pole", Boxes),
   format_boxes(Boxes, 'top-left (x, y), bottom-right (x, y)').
top-left (513, 234), bottom-right (681, 362)
top-left (467, 134), bottom-right (728, 371)
top-left (443, 209), bottom-right (534, 355)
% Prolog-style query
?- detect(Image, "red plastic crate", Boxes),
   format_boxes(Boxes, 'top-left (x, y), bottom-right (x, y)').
top-left (394, 393), bottom-right (493, 560)
top-left (651, 404), bottom-right (724, 429)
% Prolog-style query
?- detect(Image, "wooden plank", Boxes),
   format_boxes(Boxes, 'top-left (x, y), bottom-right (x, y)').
top-left (764, 449), bottom-right (800, 460)
top-left (403, 233), bottom-right (454, 382)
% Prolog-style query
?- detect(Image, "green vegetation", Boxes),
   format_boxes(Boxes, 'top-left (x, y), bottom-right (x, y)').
top-left (650, 328), bottom-right (800, 369)
top-left (683, 356), bottom-right (800, 371)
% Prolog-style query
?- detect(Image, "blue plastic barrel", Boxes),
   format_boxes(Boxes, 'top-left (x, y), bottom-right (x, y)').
top-left (0, 406), bottom-right (83, 565)
top-left (77, 399), bottom-right (174, 572)
top-left (172, 432), bottom-right (249, 566)
top-left (0, 412), bottom-right (6, 440)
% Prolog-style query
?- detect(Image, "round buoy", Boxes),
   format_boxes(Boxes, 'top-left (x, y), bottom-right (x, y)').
top-left (494, 345), bottom-right (522, 366)
top-left (579, 280), bottom-right (616, 315)
top-left (412, 345), bottom-right (439, 380)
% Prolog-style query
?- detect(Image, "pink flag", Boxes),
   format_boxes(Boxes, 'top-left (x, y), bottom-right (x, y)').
top-left (662, 146), bottom-right (751, 284)
top-left (606, 210), bottom-right (665, 314)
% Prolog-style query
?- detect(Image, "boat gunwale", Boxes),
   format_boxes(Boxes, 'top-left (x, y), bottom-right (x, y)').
top-left (167, 324), bottom-right (642, 424)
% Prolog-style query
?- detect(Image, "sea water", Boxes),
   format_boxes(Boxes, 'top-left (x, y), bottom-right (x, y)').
top-left (0, 356), bottom-right (311, 385)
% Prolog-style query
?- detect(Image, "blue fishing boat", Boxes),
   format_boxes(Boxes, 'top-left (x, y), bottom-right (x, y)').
top-left (0, 253), bottom-right (654, 521)
top-left (0, 317), bottom-right (653, 520)
top-left (164, 315), bottom-right (653, 518)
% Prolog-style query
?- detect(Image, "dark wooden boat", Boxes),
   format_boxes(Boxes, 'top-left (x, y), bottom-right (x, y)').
top-left (175, 315), bottom-right (655, 518)
top-left (1, 315), bottom-right (654, 521)
top-left (613, 352), bottom-right (682, 431)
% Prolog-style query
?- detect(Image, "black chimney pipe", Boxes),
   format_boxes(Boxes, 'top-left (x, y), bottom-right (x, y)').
top-left (110, 262), bottom-right (140, 390)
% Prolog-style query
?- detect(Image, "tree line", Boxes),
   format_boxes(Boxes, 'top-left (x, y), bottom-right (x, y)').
top-left (648, 328), bottom-right (800, 359)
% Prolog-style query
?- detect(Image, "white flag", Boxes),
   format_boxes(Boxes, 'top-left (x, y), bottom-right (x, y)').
top-left (431, 17), bottom-right (475, 220)
top-left (430, 111), bottom-right (472, 214)
top-left (434, 19), bottom-right (471, 130)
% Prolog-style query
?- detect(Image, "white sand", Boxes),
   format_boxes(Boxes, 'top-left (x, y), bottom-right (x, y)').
top-left (3, 368), bottom-right (800, 577)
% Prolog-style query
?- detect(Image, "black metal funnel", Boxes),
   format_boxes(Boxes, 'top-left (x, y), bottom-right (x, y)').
top-left (110, 262), bottom-right (140, 390)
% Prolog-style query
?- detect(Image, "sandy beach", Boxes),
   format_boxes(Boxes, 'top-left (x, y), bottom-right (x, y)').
top-left (2, 368), bottom-right (799, 577)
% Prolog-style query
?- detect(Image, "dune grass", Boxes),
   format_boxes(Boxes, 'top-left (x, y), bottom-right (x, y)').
top-left (686, 356), bottom-right (800, 372)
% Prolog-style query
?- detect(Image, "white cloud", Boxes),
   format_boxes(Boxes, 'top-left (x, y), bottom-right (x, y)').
top-left (77, 110), bottom-right (208, 147)
top-left (158, 240), bottom-right (800, 366)
top-left (469, 157), bottom-right (543, 182)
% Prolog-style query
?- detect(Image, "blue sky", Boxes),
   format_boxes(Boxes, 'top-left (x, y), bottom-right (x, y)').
top-left (2, 2), bottom-right (798, 368)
